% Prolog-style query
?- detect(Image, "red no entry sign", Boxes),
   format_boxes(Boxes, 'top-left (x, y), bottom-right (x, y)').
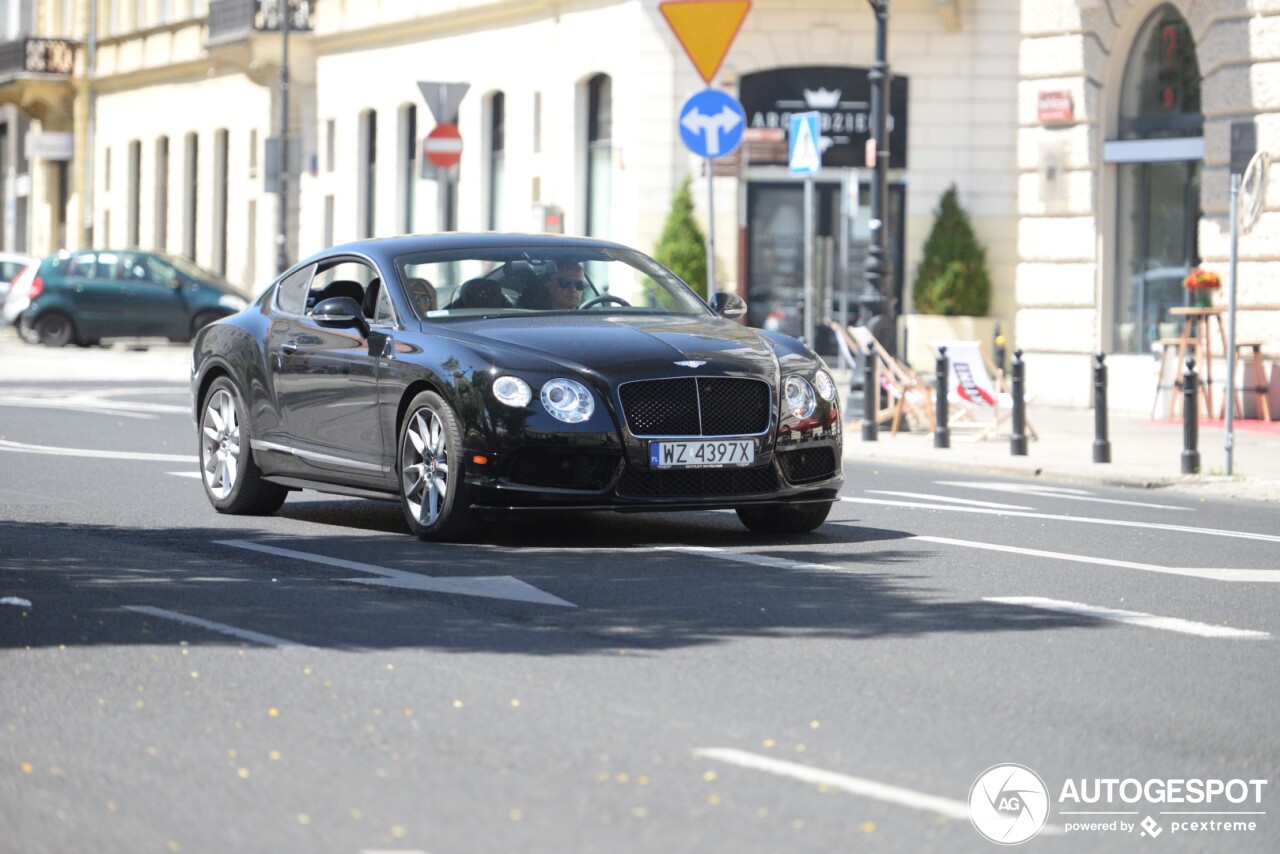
top-left (424, 123), bottom-right (462, 167)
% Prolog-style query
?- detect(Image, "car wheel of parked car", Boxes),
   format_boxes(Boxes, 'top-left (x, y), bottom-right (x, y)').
top-left (735, 502), bottom-right (832, 535)
top-left (34, 312), bottom-right (75, 347)
top-left (398, 391), bottom-right (478, 541)
top-left (199, 377), bottom-right (288, 515)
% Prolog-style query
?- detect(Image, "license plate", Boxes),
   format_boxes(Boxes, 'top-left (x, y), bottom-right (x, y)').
top-left (649, 439), bottom-right (755, 469)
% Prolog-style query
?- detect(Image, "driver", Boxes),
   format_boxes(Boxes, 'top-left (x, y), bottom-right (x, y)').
top-left (545, 261), bottom-right (586, 310)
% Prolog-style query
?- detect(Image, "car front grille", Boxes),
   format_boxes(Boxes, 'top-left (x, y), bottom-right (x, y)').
top-left (618, 378), bottom-right (771, 437)
top-left (507, 451), bottom-right (617, 491)
top-left (777, 447), bottom-right (838, 483)
top-left (616, 465), bottom-right (780, 498)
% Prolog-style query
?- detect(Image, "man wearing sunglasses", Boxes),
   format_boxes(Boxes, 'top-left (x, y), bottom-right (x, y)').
top-left (545, 261), bottom-right (587, 310)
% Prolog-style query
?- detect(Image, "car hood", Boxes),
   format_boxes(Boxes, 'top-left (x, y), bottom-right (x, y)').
top-left (430, 313), bottom-right (785, 379)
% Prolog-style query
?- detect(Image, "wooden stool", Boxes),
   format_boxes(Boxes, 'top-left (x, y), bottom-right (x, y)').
top-left (1225, 341), bottom-right (1272, 421)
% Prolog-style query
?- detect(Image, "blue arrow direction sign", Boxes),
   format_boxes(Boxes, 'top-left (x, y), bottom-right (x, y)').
top-left (789, 110), bottom-right (822, 175)
top-left (679, 89), bottom-right (746, 159)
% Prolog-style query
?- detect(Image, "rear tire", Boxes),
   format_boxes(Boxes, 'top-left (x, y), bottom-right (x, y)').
top-left (735, 502), bottom-right (833, 535)
top-left (398, 391), bottom-right (479, 541)
top-left (34, 312), bottom-right (74, 347)
top-left (198, 377), bottom-right (288, 515)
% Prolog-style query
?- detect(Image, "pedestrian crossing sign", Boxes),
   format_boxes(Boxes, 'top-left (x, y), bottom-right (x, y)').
top-left (788, 111), bottom-right (822, 175)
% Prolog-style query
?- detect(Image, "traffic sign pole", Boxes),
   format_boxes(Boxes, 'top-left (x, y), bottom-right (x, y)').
top-left (706, 159), bottom-right (716, 299)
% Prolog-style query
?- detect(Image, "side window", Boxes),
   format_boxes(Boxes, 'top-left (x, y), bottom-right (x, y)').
top-left (143, 255), bottom-right (179, 287)
top-left (65, 253), bottom-right (99, 278)
top-left (120, 253), bottom-right (153, 283)
top-left (305, 259), bottom-right (374, 313)
top-left (96, 252), bottom-right (122, 280)
top-left (276, 265), bottom-right (315, 315)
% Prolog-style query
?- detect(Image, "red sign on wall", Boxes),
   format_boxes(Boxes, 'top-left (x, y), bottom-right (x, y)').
top-left (1037, 90), bottom-right (1074, 123)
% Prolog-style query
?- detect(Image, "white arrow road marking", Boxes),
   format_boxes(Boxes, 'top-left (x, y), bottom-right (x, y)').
top-left (866, 490), bottom-right (1032, 510)
top-left (839, 497), bottom-right (1280, 544)
top-left (0, 386), bottom-right (189, 418)
top-left (652, 544), bottom-right (847, 574)
top-left (0, 438), bottom-right (197, 463)
top-left (123, 606), bottom-right (305, 647)
top-left (984, 597), bottom-right (1270, 639)
top-left (934, 481), bottom-right (1191, 511)
top-left (216, 540), bottom-right (575, 608)
top-left (914, 535), bottom-right (1280, 583)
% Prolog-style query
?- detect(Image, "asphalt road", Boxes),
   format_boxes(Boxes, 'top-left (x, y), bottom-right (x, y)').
top-left (1, 356), bottom-right (1277, 854)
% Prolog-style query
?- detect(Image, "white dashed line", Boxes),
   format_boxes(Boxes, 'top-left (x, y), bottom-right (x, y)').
top-left (0, 438), bottom-right (197, 463)
top-left (983, 597), bottom-right (1270, 639)
top-left (123, 606), bottom-right (305, 647)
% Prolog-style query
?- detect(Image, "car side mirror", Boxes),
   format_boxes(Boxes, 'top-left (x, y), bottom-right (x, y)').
top-left (313, 296), bottom-right (370, 337)
top-left (709, 292), bottom-right (747, 320)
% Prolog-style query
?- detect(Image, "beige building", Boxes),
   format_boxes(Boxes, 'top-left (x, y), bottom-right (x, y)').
top-left (5, 0), bottom-right (1277, 412)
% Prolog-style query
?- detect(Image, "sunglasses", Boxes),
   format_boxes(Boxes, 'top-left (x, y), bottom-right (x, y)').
top-left (553, 278), bottom-right (586, 291)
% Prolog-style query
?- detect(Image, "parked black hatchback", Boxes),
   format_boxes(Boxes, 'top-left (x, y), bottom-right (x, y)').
top-left (20, 249), bottom-right (248, 346)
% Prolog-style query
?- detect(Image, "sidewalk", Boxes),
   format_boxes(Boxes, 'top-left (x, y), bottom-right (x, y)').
top-left (841, 404), bottom-right (1280, 503)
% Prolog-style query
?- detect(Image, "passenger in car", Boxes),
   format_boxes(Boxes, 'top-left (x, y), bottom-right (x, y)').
top-left (406, 277), bottom-right (437, 315)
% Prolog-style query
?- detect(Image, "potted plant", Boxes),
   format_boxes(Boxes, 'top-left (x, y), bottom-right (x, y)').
top-left (1183, 267), bottom-right (1221, 308)
top-left (903, 185), bottom-right (995, 368)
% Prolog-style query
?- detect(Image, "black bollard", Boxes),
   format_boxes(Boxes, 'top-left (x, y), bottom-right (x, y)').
top-left (862, 348), bottom-right (878, 442)
top-left (934, 347), bottom-right (950, 449)
top-left (1010, 349), bottom-right (1028, 456)
top-left (1181, 357), bottom-right (1200, 474)
top-left (1093, 353), bottom-right (1111, 464)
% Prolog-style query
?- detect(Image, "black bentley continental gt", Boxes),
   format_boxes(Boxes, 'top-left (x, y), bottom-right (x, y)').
top-left (191, 234), bottom-right (843, 540)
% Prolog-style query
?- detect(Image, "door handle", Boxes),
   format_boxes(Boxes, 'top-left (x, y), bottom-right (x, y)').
top-left (280, 341), bottom-right (299, 355)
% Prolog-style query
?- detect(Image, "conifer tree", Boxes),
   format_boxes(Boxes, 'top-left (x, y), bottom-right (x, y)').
top-left (654, 177), bottom-right (709, 299)
top-left (912, 184), bottom-right (991, 316)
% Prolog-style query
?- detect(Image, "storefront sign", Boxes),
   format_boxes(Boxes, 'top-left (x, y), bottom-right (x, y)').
top-left (24, 132), bottom-right (73, 161)
top-left (740, 66), bottom-right (909, 169)
top-left (1037, 90), bottom-right (1074, 123)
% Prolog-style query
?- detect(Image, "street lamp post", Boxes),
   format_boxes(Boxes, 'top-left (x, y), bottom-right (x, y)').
top-left (276, 0), bottom-right (291, 274)
top-left (860, 0), bottom-right (896, 357)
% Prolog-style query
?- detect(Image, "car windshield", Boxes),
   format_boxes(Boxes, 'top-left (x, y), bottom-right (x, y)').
top-left (392, 246), bottom-right (711, 320)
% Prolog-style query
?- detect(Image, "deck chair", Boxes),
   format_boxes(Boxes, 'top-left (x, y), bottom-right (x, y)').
top-left (931, 339), bottom-right (1037, 442)
top-left (829, 321), bottom-right (935, 436)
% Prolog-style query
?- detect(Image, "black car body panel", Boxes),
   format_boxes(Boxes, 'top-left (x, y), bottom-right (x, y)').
top-left (192, 234), bottom-right (843, 528)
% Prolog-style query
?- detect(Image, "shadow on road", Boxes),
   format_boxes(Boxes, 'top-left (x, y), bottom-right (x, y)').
top-left (0, 515), bottom-right (1098, 654)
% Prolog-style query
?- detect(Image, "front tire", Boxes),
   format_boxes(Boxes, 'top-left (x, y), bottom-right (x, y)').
top-left (735, 502), bottom-right (833, 535)
top-left (34, 312), bottom-right (74, 347)
top-left (198, 377), bottom-right (287, 515)
top-left (398, 391), bottom-right (478, 541)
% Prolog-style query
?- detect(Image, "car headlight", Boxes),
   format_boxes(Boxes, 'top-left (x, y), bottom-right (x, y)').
top-left (219, 294), bottom-right (248, 312)
top-left (813, 369), bottom-right (837, 402)
top-left (493, 375), bottom-right (532, 408)
top-left (784, 376), bottom-right (817, 419)
top-left (541, 378), bottom-right (595, 423)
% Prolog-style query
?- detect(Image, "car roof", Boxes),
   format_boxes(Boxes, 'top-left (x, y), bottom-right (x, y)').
top-left (305, 233), bottom-right (634, 266)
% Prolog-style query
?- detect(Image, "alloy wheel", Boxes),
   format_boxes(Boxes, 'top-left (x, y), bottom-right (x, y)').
top-left (201, 389), bottom-right (241, 500)
top-left (401, 408), bottom-right (449, 526)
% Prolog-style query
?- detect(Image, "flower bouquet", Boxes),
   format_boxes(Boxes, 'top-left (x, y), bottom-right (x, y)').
top-left (1183, 268), bottom-right (1220, 307)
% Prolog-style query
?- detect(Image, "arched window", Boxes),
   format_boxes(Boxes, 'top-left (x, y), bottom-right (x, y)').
top-left (1109, 5), bottom-right (1203, 355)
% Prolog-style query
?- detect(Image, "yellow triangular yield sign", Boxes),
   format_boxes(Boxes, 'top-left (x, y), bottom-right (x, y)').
top-left (659, 1), bottom-right (751, 84)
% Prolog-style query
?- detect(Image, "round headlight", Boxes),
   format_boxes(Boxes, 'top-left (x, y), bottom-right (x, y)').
top-left (493, 375), bottom-right (532, 408)
top-left (813, 369), bottom-right (837, 402)
top-left (541, 378), bottom-right (595, 423)
top-left (784, 376), bottom-right (817, 419)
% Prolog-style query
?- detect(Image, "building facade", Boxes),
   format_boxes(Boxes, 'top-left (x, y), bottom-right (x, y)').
top-left (5, 0), bottom-right (1277, 412)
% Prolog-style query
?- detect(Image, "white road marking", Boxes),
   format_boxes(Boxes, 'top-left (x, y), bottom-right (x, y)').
top-left (865, 490), bottom-right (1032, 510)
top-left (695, 748), bottom-right (973, 821)
top-left (216, 540), bottom-right (576, 608)
top-left (167, 471), bottom-right (202, 479)
top-left (839, 496), bottom-right (1280, 544)
top-left (914, 535), bottom-right (1279, 583)
top-left (1, 597), bottom-right (33, 608)
top-left (123, 606), bottom-right (305, 647)
top-left (984, 597), bottom-right (1270, 639)
top-left (0, 438), bottom-right (197, 463)
top-left (935, 481), bottom-right (1191, 511)
top-left (653, 545), bottom-right (847, 573)
top-left (0, 387), bottom-right (189, 419)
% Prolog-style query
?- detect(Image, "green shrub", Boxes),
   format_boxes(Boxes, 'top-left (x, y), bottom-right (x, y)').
top-left (912, 184), bottom-right (990, 316)
top-left (654, 177), bottom-right (708, 299)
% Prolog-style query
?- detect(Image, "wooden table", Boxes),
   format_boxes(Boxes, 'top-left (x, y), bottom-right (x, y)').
top-left (1166, 306), bottom-right (1227, 417)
